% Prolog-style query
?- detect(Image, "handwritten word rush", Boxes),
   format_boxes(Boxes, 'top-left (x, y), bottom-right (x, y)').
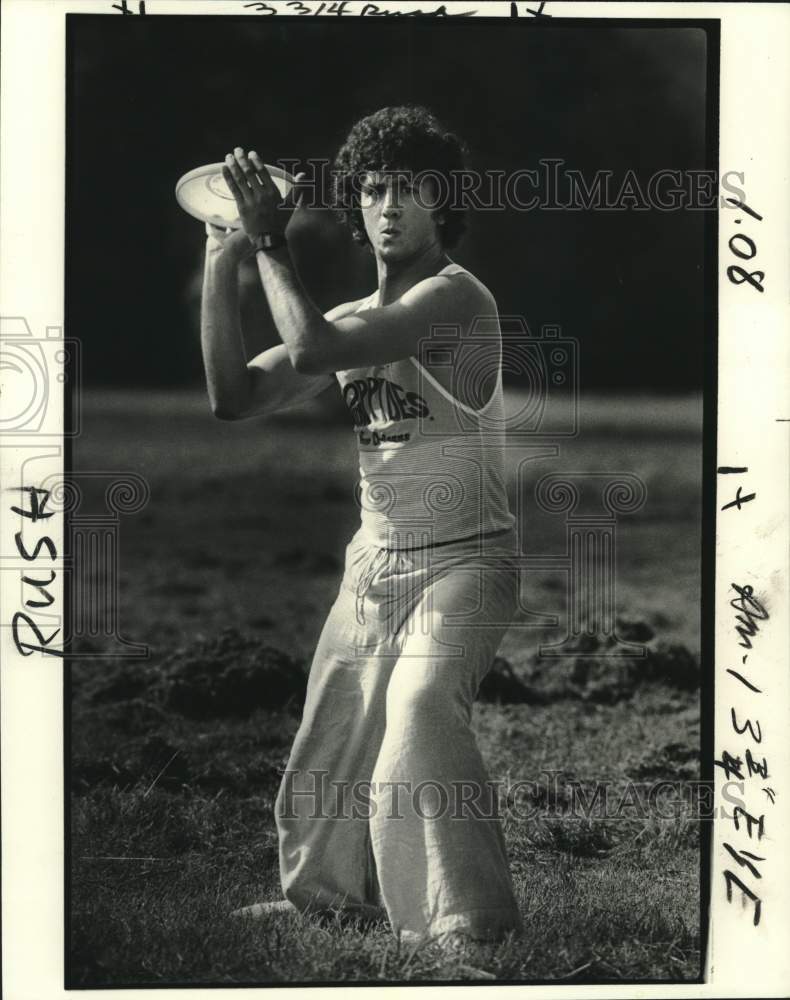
top-left (10, 486), bottom-right (63, 658)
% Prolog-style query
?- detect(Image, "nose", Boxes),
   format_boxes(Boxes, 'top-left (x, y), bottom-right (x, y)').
top-left (382, 186), bottom-right (402, 216)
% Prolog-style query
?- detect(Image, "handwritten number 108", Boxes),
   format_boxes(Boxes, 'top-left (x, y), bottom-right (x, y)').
top-left (725, 197), bottom-right (764, 293)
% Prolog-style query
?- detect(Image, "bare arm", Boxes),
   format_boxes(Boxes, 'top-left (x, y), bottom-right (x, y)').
top-left (253, 248), bottom-right (484, 375)
top-left (199, 231), bottom-right (342, 420)
top-left (240, 298), bottom-right (366, 417)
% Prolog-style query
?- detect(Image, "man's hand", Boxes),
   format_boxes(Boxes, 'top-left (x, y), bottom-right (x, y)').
top-left (222, 148), bottom-right (304, 240)
top-left (205, 222), bottom-right (256, 265)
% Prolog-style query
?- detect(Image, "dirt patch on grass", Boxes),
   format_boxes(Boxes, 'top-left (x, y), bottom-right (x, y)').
top-left (85, 627), bottom-right (307, 721)
top-left (479, 619), bottom-right (699, 706)
top-left (628, 741), bottom-right (700, 781)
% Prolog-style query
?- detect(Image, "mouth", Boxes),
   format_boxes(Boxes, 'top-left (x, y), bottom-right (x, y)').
top-left (381, 228), bottom-right (399, 237)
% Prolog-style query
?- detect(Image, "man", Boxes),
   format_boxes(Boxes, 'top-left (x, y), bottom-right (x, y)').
top-left (200, 106), bottom-right (522, 947)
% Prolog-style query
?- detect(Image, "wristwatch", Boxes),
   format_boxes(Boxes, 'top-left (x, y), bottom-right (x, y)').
top-left (248, 232), bottom-right (287, 253)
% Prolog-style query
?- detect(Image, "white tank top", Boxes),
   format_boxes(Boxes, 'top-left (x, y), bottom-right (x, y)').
top-left (335, 263), bottom-right (515, 549)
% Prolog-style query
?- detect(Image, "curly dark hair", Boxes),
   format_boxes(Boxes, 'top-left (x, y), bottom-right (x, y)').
top-left (332, 106), bottom-right (469, 250)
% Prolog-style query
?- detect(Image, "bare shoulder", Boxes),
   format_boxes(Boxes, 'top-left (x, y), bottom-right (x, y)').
top-left (448, 267), bottom-right (497, 313)
top-left (404, 267), bottom-right (493, 319)
top-left (398, 271), bottom-right (496, 351)
top-left (415, 269), bottom-right (501, 410)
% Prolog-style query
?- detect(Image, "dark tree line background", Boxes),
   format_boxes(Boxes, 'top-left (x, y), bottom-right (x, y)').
top-left (67, 15), bottom-right (712, 391)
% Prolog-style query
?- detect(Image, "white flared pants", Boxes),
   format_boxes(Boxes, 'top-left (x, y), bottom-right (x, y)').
top-left (274, 526), bottom-right (522, 944)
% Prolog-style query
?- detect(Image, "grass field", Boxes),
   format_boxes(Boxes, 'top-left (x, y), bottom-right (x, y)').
top-left (69, 388), bottom-right (703, 986)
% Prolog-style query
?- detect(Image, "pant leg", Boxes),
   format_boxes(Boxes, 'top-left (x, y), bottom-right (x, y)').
top-left (274, 552), bottom-right (393, 918)
top-left (369, 537), bottom-right (523, 943)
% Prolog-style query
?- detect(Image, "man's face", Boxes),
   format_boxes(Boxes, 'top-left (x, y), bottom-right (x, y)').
top-left (359, 171), bottom-right (443, 261)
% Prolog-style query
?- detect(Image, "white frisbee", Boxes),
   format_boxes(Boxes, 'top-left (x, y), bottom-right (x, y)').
top-left (175, 162), bottom-right (295, 229)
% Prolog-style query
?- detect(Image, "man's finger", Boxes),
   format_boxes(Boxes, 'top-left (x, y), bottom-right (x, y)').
top-left (224, 154), bottom-right (251, 203)
top-left (249, 151), bottom-right (282, 197)
top-left (234, 146), bottom-right (258, 186)
top-left (222, 153), bottom-right (247, 202)
top-left (248, 150), bottom-right (266, 174)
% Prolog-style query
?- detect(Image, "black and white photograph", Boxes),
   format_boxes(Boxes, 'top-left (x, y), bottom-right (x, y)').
top-left (1, 1), bottom-right (789, 997)
top-left (64, 9), bottom-right (713, 986)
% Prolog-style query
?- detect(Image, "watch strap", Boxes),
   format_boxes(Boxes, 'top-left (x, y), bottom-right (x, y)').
top-left (249, 232), bottom-right (287, 253)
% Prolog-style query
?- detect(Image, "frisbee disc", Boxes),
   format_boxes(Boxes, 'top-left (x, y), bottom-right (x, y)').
top-left (175, 162), bottom-right (295, 229)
